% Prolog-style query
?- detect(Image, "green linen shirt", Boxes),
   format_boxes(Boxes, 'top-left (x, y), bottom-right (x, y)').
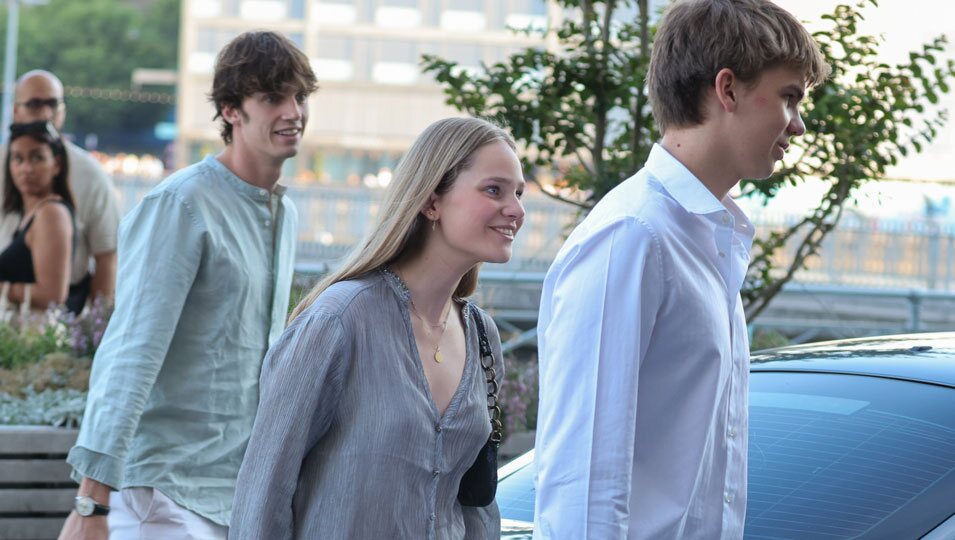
top-left (66, 155), bottom-right (298, 526)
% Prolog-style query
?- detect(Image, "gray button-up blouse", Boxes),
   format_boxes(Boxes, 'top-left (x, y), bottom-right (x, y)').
top-left (231, 268), bottom-right (502, 539)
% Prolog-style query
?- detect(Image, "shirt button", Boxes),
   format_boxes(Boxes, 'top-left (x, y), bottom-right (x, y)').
top-left (435, 424), bottom-right (441, 433)
top-left (429, 513), bottom-right (436, 521)
top-left (432, 468), bottom-right (440, 477)
top-left (718, 251), bottom-right (726, 258)
top-left (724, 493), bottom-right (733, 504)
top-left (259, 189), bottom-right (268, 197)
top-left (728, 428), bottom-right (737, 438)
top-left (722, 215), bottom-right (729, 224)
top-left (265, 219), bottom-right (271, 226)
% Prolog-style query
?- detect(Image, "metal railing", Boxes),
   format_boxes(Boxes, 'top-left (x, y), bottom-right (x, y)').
top-left (115, 177), bottom-right (955, 290)
top-left (115, 177), bottom-right (955, 347)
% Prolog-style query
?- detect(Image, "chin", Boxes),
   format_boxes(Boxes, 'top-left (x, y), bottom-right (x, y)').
top-left (484, 249), bottom-right (513, 264)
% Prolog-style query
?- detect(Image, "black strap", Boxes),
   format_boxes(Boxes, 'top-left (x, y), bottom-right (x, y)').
top-left (470, 309), bottom-right (502, 445)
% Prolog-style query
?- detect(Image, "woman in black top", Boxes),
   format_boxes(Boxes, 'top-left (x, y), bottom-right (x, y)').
top-left (0, 121), bottom-right (76, 313)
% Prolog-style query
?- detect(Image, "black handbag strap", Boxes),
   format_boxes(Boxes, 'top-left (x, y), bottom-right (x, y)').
top-left (471, 309), bottom-right (503, 446)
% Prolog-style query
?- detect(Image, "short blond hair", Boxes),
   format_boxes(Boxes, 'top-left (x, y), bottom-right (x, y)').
top-left (648, 0), bottom-right (830, 133)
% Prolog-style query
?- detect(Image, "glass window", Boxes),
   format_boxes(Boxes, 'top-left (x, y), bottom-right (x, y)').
top-left (448, 0), bottom-right (481, 10)
top-left (289, 0), bottom-right (305, 19)
top-left (375, 39), bottom-right (417, 64)
top-left (287, 32), bottom-right (305, 49)
top-left (197, 28), bottom-right (217, 53)
top-left (496, 371), bottom-right (955, 538)
top-left (444, 43), bottom-right (482, 67)
top-left (508, 0), bottom-right (546, 15)
top-left (316, 36), bottom-right (352, 59)
top-left (746, 372), bottom-right (955, 538)
top-left (496, 458), bottom-right (536, 523)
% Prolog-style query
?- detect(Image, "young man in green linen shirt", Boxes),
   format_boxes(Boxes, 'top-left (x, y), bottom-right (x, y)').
top-left (59, 31), bottom-right (318, 540)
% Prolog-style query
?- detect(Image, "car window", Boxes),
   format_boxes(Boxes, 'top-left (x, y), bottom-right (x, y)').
top-left (497, 455), bottom-right (537, 523)
top-left (747, 372), bottom-right (955, 539)
top-left (496, 372), bottom-right (955, 538)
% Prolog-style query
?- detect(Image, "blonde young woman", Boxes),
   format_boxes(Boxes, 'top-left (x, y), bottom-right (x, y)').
top-left (231, 117), bottom-right (525, 539)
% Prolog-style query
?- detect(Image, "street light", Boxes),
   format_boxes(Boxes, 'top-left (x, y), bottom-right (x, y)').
top-left (1, 0), bottom-right (49, 145)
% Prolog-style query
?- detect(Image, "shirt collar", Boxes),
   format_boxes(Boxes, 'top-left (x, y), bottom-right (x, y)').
top-left (203, 154), bottom-right (285, 203)
top-left (645, 143), bottom-right (727, 216)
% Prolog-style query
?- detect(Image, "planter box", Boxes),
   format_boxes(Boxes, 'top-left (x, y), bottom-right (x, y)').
top-left (0, 426), bottom-right (78, 540)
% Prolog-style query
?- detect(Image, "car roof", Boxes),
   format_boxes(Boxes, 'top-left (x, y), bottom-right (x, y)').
top-left (750, 331), bottom-right (955, 388)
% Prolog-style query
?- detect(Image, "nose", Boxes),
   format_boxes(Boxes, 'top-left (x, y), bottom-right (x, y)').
top-left (788, 110), bottom-right (806, 137)
top-left (281, 96), bottom-right (304, 121)
top-left (504, 194), bottom-right (526, 223)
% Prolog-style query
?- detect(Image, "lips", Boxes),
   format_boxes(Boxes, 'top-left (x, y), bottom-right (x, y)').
top-left (491, 225), bottom-right (517, 240)
top-left (274, 127), bottom-right (302, 136)
top-left (773, 142), bottom-right (788, 160)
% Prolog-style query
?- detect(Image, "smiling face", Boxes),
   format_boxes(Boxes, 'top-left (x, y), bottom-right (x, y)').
top-left (223, 89), bottom-right (308, 166)
top-left (729, 65), bottom-right (808, 180)
top-left (8, 136), bottom-right (60, 200)
top-left (431, 140), bottom-right (526, 266)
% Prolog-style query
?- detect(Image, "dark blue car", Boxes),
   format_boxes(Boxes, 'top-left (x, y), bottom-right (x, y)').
top-left (496, 333), bottom-right (955, 539)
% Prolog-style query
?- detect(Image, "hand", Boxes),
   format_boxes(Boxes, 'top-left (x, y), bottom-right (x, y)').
top-left (57, 511), bottom-right (108, 540)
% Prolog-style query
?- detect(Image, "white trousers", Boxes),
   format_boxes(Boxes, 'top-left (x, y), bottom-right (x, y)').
top-left (107, 487), bottom-right (228, 540)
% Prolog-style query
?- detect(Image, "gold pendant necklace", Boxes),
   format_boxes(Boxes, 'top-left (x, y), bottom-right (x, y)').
top-left (410, 299), bottom-right (451, 363)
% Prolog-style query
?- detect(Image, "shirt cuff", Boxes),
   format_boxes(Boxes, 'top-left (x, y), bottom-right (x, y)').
top-left (66, 446), bottom-right (124, 489)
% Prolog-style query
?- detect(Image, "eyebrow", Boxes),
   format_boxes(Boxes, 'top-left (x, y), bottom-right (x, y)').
top-left (784, 84), bottom-right (806, 101)
top-left (484, 176), bottom-right (526, 190)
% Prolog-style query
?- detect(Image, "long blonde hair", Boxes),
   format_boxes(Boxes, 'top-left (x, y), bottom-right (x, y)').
top-left (290, 117), bottom-right (516, 322)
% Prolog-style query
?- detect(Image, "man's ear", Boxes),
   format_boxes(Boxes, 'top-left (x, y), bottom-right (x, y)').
top-left (221, 103), bottom-right (242, 127)
top-left (714, 68), bottom-right (739, 113)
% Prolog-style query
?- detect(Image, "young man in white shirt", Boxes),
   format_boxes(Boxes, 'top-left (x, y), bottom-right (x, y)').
top-left (533, 1), bottom-right (829, 538)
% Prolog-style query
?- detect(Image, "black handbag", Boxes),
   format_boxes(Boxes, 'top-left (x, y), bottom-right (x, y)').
top-left (457, 311), bottom-right (503, 507)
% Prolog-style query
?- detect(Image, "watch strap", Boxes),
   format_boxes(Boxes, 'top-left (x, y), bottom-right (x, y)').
top-left (74, 495), bottom-right (110, 516)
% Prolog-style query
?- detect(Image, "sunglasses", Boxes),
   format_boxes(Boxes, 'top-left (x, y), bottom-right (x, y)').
top-left (9, 121), bottom-right (60, 141)
top-left (14, 97), bottom-right (64, 111)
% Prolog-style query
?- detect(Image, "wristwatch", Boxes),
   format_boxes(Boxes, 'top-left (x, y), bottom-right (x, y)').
top-left (74, 495), bottom-right (110, 517)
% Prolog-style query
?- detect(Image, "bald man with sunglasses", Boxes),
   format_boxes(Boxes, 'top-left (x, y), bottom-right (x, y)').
top-left (0, 70), bottom-right (120, 307)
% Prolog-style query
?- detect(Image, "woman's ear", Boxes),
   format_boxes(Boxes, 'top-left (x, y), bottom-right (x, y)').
top-left (421, 192), bottom-right (440, 221)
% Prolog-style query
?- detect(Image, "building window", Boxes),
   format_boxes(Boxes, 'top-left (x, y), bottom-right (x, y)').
top-left (371, 39), bottom-right (419, 85)
top-left (314, 36), bottom-right (354, 81)
top-left (501, 0), bottom-right (548, 30)
top-left (313, 0), bottom-right (357, 25)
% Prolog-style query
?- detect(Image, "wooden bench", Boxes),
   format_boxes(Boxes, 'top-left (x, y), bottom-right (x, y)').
top-left (0, 426), bottom-right (78, 540)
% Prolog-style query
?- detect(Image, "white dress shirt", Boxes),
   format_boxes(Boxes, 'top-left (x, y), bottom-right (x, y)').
top-left (534, 144), bottom-right (754, 539)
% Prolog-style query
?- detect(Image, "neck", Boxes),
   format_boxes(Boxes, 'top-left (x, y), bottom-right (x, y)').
top-left (216, 145), bottom-right (282, 191)
top-left (22, 192), bottom-right (55, 215)
top-left (391, 249), bottom-right (470, 322)
top-left (660, 129), bottom-right (738, 200)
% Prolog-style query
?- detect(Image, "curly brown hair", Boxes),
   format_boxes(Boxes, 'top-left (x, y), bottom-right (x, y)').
top-left (210, 31), bottom-right (318, 144)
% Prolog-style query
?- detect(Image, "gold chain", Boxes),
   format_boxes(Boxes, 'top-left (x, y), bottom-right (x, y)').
top-left (409, 299), bottom-right (451, 363)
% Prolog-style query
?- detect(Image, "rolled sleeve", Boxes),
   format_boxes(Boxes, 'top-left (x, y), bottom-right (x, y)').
top-left (534, 218), bottom-right (665, 539)
top-left (67, 192), bottom-right (203, 488)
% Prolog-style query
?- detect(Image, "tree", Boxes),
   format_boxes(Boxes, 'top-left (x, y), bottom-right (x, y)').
top-left (422, 0), bottom-right (955, 320)
top-left (0, 0), bottom-right (180, 151)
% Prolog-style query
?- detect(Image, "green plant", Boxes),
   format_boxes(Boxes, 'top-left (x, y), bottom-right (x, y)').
top-left (422, 0), bottom-right (955, 320)
top-left (0, 315), bottom-right (68, 370)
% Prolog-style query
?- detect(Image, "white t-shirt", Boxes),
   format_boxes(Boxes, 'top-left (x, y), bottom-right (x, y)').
top-left (0, 140), bottom-right (121, 284)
